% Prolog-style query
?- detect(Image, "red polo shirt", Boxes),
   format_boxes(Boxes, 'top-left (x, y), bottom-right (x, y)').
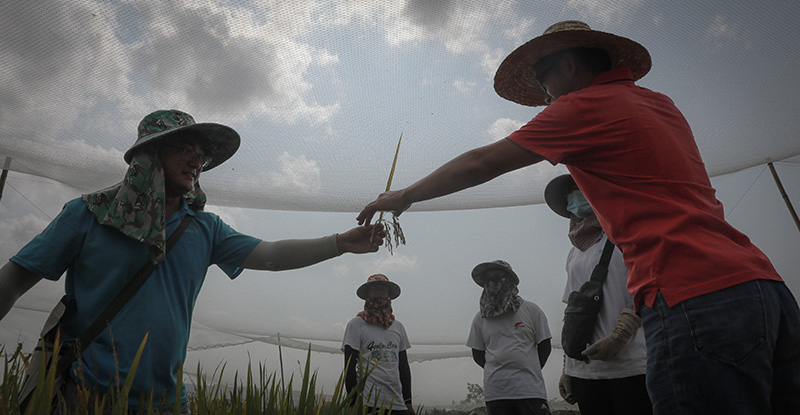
top-left (507, 68), bottom-right (781, 309)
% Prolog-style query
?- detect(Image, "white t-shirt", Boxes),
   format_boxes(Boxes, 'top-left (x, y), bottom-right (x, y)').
top-left (562, 235), bottom-right (647, 379)
top-left (341, 317), bottom-right (411, 410)
top-left (466, 299), bottom-right (551, 401)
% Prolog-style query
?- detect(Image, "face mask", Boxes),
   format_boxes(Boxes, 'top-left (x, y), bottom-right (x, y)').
top-left (566, 190), bottom-right (594, 218)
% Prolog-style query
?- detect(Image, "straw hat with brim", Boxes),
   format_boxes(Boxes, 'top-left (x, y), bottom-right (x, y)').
top-left (545, 174), bottom-right (576, 219)
top-left (357, 274), bottom-right (401, 300)
top-left (472, 260), bottom-right (520, 287)
top-left (494, 20), bottom-right (652, 107)
top-left (124, 109), bottom-right (240, 171)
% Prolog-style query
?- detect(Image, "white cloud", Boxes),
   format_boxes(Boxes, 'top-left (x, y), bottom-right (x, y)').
top-left (564, 0), bottom-right (644, 26)
top-left (487, 117), bottom-right (524, 143)
top-left (268, 152), bottom-right (322, 194)
top-left (360, 252), bottom-right (418, 274)
top-left (703, 14), bottom-right (744, 50)
top-left (452, 79), bottom-right (476, 93)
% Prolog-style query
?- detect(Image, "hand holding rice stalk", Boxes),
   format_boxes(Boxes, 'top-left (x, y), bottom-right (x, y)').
top-left (375, 134), bottom-right (406, 254)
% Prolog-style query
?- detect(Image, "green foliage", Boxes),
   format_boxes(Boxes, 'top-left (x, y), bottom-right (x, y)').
top-left (460, 383), bottom-right (483, 406)
top-left (1, 341), bottom-right (407, 415)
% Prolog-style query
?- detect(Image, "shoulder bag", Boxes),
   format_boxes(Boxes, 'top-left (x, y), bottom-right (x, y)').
top-left (18, 215), bottom-right (194, 411)
top-left (561, 238), bottom-right (615, 362)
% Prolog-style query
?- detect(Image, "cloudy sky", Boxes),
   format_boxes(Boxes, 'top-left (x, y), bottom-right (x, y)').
top-left (2, 0), bottom-right (800, 407)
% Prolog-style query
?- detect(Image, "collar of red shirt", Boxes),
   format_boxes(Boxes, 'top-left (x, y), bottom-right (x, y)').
top-left (591, 67), bottom-right (635, 86)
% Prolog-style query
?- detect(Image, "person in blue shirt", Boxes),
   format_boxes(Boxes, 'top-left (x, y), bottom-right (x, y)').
top-left (0, 109), bottom-right (385, 410)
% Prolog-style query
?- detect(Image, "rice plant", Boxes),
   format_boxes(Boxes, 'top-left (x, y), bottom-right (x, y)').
top-left (1, 338), bottom-right (409, 415)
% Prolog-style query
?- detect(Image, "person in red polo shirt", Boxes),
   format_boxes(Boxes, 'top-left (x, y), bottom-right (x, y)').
top-left (356, 21), bottom-right (800, 415)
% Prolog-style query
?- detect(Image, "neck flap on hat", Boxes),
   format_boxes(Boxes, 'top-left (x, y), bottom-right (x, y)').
top-left (358, 297), bottom-right (395, 329)
top-left (81, 150), bottom-right (206, 263)
top-left (568, 214), bottom-right (604, 251)
top-left (479, 278), bottom-right (522, 318)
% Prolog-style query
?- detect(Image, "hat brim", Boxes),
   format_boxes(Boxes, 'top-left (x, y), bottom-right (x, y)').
top-left (357, 280), bottom-right (401, 300)
top-left (544, 174), bottom-right (575, 219)
top-left (471, 262), bottom-right (520, 287)
top-left (494, 29), bottom-right (651, 107)
top-left (123, 123), bottom-right (240, 171)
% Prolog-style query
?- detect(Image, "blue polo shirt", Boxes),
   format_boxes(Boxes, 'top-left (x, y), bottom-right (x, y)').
top-left (12, 197), bottom-right (260, 407)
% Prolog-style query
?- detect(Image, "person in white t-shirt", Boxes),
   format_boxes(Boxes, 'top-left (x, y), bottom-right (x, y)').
top-left (466, 260), bottom-right (552, 415)
top-left (342, 274), bottom-right (414, 415)
top-left (545, 174), bottom-right (651, 415)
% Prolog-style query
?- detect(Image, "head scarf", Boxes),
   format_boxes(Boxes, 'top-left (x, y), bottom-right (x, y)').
top-left (81, 147), bottom-right (206, 262)
top-left (568, 214), bottom-right (604, 251)
top-left (479, 277), bottom-right (523, 318)
top-left (357, 297), bottom-right (395, 329)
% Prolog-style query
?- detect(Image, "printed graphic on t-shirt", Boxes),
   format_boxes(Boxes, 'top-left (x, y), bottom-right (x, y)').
top-left (366, 340), bottom-right (398, 363)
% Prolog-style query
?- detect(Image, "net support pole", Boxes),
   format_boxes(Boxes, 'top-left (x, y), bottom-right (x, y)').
top-left (768, 161), bottom-right (800, 234)
top-left (0, 157), bottom-right (11, 204)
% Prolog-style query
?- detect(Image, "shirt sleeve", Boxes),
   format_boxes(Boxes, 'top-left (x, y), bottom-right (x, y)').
top-left (506, 97), bottom-right (595, 166)
top-left (11, 199), bottom-right (88, 281)
top-left (397, 321), bottom-right (411, 352)
top-left (465, 311), bottom-right (485, 350)
top-left (206, 213), bottom-right (261, 278)
top-left (341, 318), bottom-right (361, 352)
top-left (526, 302), bottom-right (552, 344)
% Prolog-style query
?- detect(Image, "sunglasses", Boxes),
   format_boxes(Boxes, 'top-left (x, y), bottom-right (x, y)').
top-left (162, 144), bottom-right (213, 169)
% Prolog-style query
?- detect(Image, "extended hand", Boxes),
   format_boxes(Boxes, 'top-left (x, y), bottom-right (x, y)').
top-left (356, 190), bottom-right (411, 225)
top-left (582, 308), bottom-right (641, 361)
top-left (336, 223), bottom-right (386, 253)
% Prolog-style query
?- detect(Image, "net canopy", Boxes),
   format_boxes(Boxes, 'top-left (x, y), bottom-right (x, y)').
top-left (2, 1), bottom-right (800, 406)
top-left (2, 0), bottom-right (798, 213)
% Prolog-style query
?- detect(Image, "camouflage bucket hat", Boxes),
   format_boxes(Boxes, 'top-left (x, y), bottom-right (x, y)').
top-left (123, 109), bottom-right (240, 171)
top-left (472, 260), bottom-right (520, 287)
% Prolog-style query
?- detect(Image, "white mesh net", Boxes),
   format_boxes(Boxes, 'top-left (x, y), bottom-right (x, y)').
top-left (2, 0), bottom-right (800, 406)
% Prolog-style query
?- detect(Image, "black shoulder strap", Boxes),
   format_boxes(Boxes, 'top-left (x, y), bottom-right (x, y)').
top-left (598, 238), bottom-right (616, 267)
top-left (60, 215), bottom-right (194, 371)
top-left (588, 238), bottom-right (616, 285)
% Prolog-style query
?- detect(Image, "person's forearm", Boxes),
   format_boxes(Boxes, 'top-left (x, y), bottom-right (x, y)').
top-left (538, 339), bottom-right (552, 368)
top-left (401, 147), bottom-right (504, 205)
top-left (399, 351), bottom-right (412, 404)
top-left (0, 261), bottom-right (42, 320)
top-left (240, 235), bottom-right (340, 270)
top-left (401, 140), bottom-right (540, 205)
top-left (344, 346), bottom-right (359, 405)
top-left (471, 348), bottom-right (486, 368)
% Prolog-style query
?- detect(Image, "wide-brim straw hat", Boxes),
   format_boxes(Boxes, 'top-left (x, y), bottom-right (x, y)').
top-left (357, 274), bottom-right (401, 299)
top-left (544, 174), bottom-right (576, 219)
top-left (472, 260), bottom-right (520, 287)
top-left (124, 109), bottom-right (240, 171)
top-left (494, 20), bottom-right (651, 107)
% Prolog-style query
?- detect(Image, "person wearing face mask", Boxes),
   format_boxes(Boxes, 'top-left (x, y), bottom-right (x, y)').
top-left (545, 174), bottom-right (651, 415)
top-left (342, 274), bottom-right (414, 415)
top-left (466, 260), bottom-right (552, 415)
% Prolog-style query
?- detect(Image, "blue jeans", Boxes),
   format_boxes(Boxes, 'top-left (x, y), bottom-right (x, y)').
top-left (640, 279), bottom-right (800, 415)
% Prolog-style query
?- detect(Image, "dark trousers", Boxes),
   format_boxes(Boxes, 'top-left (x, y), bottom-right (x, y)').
top-left (486, 398), bottom-right (550, 415)
top-left (641, 280), bottom-right (800, 415)
top-left (571, 375), bottom-right (652, 415)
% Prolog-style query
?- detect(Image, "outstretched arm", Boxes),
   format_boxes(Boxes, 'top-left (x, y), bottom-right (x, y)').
top-left (0, 261), bottom-right (42, 321)
top-left (357, 139), bottom-right (542, 225)
top-left (240, 224), bottom-right (385, 270)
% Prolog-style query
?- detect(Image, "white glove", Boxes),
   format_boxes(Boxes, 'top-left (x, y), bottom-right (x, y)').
top-left (558, 373), bottom-right (577, 404)
top-left (582, 308), bottom-right (641, 361)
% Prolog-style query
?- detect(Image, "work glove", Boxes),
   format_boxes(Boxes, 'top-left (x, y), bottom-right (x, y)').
top-left (582, 308), bottom-right (641, 361)
top-left (558, 372), bottom-right (577, 404)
